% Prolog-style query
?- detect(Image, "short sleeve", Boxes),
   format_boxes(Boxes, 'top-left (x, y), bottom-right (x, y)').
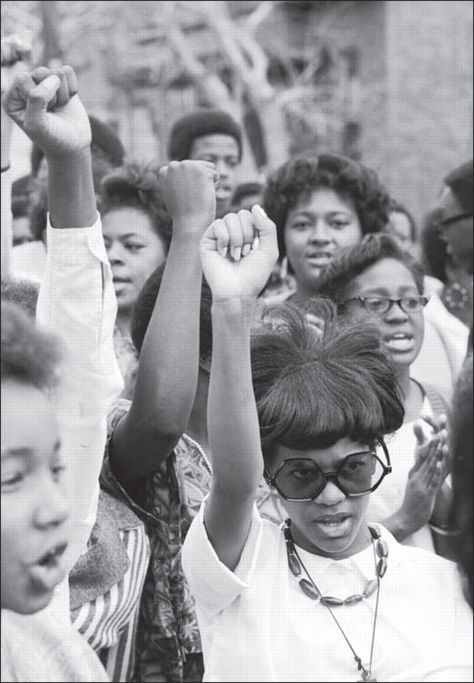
top-left (181, 497), bottom-right (263, 618)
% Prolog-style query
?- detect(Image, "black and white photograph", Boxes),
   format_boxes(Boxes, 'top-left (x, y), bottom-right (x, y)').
top-left (1, 1), bottom-right (472, 681)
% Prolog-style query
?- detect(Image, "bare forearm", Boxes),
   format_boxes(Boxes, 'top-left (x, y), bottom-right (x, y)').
top-left (209, 298), bottom-right (263, 496)
top-left (126, 232), bottom-right (202, 459)
top-left (47, 147), bottom-right (96, 229)
top-left (381, 509), bottom-right (419, 542)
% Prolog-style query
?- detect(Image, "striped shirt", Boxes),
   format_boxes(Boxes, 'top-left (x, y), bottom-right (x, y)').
top-left (71, 504), bottom-right (150, 682)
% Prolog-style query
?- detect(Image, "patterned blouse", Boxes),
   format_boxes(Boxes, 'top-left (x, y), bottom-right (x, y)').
top-left (101, 399), bottom-right (286, 682)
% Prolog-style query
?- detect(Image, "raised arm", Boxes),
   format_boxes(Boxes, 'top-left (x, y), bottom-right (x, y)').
top-left (200, 207), bottom-right (278, 570)
top-left (1, 34), bottom-right (31, 274)
top-left (2, 66), bottom-right (123, 565)
top-left (110, 160), bottom-right (217, 485)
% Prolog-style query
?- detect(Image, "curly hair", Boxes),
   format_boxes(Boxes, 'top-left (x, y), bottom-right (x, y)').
top-left (98, 162), bottom-right (172, 248)
top-left (263, 154), bottom-right (391, 261)
top-left (131, 264), bottom-right (212, 372)
top-left (314, 233), bottom-right (425, 306)
top-left (1, 301), bottom-right (61, 390)
top-left (1, 276), bottom-right (40, 318)
top-left (420, 207), bottom-right (449, 284)
top-left (250, 301), bottom-right (404, 465)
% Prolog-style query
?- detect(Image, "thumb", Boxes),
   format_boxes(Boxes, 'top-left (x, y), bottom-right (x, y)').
top-left (25, 74), bottom-right (60, 120)
top-left (413, 421), bottom-right (427, 447)
top-left (251, 205), bottom-right (278, 251)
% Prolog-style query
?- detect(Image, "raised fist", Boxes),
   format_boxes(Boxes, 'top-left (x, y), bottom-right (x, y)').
top-left (158, 160), bottom-right (218, 231)
top-left (200, 206), bottom-right (279, 303)
top-left (2, 65), bottom-right (91, 158)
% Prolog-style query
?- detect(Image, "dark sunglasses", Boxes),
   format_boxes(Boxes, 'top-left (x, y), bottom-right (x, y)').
top-left (265, 440), bottom-right (391, 502)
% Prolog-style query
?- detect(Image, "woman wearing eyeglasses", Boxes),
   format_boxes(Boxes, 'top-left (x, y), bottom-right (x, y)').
top-left (315, 234), bottom-right (452, 556)
top-left (182, 209), bottom-right (472, 682)
top-left (261, 156), bottom-right (468, 398)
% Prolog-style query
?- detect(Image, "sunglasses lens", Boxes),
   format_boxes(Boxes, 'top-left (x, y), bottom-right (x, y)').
top-left (274, 460), bottom-right (323, 500)
top-left (337, 452), bottom-right (385, 495)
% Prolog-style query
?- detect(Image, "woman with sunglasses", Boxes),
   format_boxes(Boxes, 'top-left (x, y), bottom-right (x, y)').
top-left (315, 234), bottom-right (452, 556)
top-left (182, 209), bottom-right (472, 682)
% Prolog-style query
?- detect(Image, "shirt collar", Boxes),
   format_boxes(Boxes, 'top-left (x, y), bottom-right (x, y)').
top-left (292, 523), bottom-right (402, 582)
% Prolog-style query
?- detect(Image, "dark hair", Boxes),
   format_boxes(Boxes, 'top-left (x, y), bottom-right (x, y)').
top-left (1, 276), bottom-right (39, 318)
top-left (167, 108), bottom-right (243, 161)
top-left (98, 162), bottom-right (172, 248)
top-left (263, 154), bottom-right (390, 261)
top-left (443, 159), bottom-right (473, 217)
top-left (313, 233), bottom-right (424, 306)
top-left (420, 208), bottom-right (448, 283)
top-left (1, 300), bottom-right (60, 389)
top-left (231, 182), bottom-right (264, 208)
top-left (11, 175), bottom-right (32, 218)
top-left (251, 301), bottom-right (404, 464)
top-left (131, 265), bottom-right (212, 371)
top-left (388, 200), bottom-right (417, 242)
top-left (449, 354), bottom-right (473, 605)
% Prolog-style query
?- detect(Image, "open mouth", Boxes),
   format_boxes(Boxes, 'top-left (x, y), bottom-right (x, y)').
top-left (305, 253), bottom-right (333, 266)
top-left (37, 542), bottom-right (68, 568)
top-left (216, 187), bottom-right (232, 200)
top-left (29, 542), bottom-right (68, 591)
top-left (384, 332), bottom-right (414, 352)
top-left (313, 514), bottom-right (352, 533)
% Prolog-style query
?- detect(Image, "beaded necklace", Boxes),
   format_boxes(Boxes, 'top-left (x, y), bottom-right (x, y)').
top-left (283, 519), bottom-right (389, 681)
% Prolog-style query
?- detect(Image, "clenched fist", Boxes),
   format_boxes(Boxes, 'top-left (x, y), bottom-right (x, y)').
top-left (2, 65), bottom-right (91, 158)
top-left (200, 206), bottom-right (279, 303)
top-left (158, 160), bottom-right (218, 231)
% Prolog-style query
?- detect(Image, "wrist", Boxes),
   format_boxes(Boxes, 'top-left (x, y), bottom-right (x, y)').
top-left (429, 521), bottom-right (461, 537)
top-left (171, 215), bottom-right (213, 235)
top-left (170, 225), bottom-right (204, 245)
top-left (393, 508), bottom-right (419, 539)
top-left (212, 296), bottom-right (257, 322)
top-left (45, 144), bottom-right (91, 168)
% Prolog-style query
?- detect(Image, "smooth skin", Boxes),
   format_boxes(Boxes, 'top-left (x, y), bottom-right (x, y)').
top-left (342, 258), bottom-right (451, 546)
top-left (284, 188), bottom-right (363, 299)
top-left (110, 160), bottom-right (218, 487)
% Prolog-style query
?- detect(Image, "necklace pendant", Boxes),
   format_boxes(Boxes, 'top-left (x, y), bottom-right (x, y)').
top-left (360, 673), bottom-right (377, 681)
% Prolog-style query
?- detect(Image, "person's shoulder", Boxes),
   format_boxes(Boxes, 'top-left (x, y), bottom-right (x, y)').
top-left (380, 524), bottom-right (461, 579)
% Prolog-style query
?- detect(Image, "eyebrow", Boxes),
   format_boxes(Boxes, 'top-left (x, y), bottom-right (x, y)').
top-left (1, 440), bottom-right (61, 461)
top-left (360, 286), bottom-right (419, 295)
top-left (291, 210), bottom-right (352, 219)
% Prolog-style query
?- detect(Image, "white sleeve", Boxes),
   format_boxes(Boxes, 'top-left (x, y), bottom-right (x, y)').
top-left (182, 497), bottom-right (263, 618)
top-left (36, 214), bottom-right (123, 570)
top-left (1, 167), bottom-right (13, 275)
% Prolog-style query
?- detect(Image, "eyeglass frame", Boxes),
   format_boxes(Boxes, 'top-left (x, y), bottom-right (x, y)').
top-left (265, 439), bottom-right (392, 502)
top-left (343, 295), bottom-right (429, 315)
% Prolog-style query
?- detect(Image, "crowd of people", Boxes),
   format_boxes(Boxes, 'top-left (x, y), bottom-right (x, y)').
top-left (1, 34), bottom-right (473, 683)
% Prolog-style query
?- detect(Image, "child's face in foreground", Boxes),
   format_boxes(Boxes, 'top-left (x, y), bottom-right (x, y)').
top-left (1, 381), bottom-right (70, 614)
top-left (271, 438), bottom-right (373, 559)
